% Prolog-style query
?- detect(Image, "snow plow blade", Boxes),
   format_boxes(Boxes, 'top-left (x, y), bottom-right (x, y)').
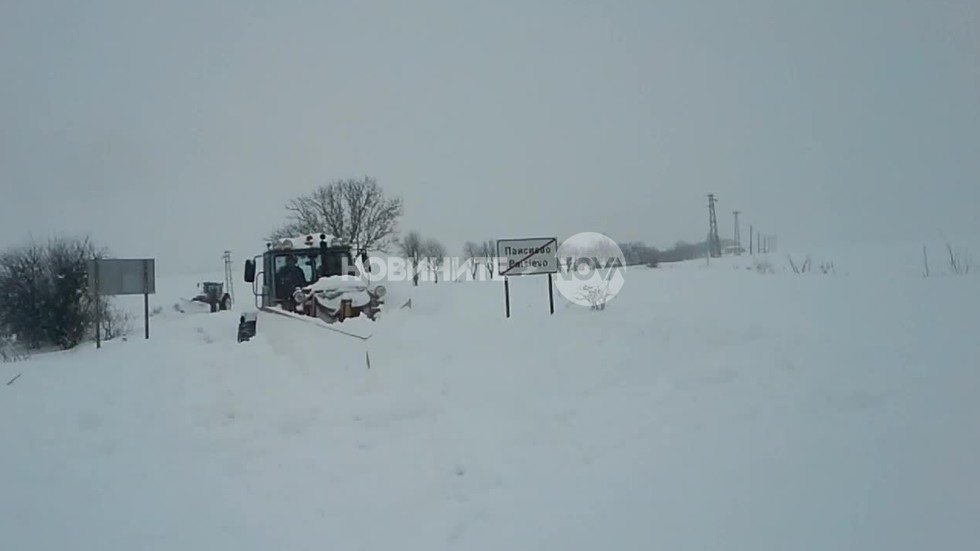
top-left (173, 298), bottom-right (214, 315)
top-left (258, 306), bottom-right (376, 340)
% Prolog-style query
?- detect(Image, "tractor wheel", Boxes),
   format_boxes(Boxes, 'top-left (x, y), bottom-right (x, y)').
top-left (219, 294), bottom-right (232, 311)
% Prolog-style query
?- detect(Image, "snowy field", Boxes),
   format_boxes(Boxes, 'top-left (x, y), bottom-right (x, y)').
top-left (2, 244), bottom-right (979, 550)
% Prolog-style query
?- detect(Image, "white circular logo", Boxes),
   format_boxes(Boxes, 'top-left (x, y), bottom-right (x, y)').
top-left (554, 232), bottom-right (626, 308)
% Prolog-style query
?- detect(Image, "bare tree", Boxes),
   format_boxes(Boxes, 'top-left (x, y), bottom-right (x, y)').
top-left (479, 240), bottom-right (497, 278)
top-left (399, 231), bottom-right (424, 286)
top-left (462, 241), bottom-right (482, 279)
top-left (270, 176), bottom-right (404, 252)
top-left (462, 241), bottom-right (480, 258)
top-left (423, 239), bottom-right (447, 283)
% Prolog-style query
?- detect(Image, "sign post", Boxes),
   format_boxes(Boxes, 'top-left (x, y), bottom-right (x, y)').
top-left (87, 258), bottom-right (156, 347)
top-left (143, 260), bottom-right (150, 339)
top-left (497, 237), bottom-right (558, 317)
top-left (548, 273), bottom-right (555, 314)
top-left (94, 259), bottom-right (101, 349)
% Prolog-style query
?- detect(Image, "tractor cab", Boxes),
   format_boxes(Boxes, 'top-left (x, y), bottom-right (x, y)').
top-left (200, 281), bottom-right (225, 301)
top-left (244, 233), bottom-right (371, 311)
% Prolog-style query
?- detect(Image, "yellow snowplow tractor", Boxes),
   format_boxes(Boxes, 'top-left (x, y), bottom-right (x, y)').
top-left (243, 233), bottom-right (384, 324)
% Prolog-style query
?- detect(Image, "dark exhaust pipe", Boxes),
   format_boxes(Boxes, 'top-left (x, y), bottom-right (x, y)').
top-left (318, 234), bottom-right (329, 279)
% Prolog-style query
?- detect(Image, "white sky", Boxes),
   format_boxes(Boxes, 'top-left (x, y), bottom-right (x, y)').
top-left (2, 0), bottom-right (978, 274)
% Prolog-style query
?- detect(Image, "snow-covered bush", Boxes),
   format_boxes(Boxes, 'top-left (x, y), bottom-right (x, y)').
top-left (0, 333), bottom-right (25, 363)
top-left (99, 303), bottom-right (133, 341)
top-left (924, 240), bottom-right (973, 277)
top-left (787, 255), bottom-right (811, 274)
top-left (787, 255), bottom-right (835, 275)
top-left (578, 283), bottom-right (612, 311)
top-left (944, 241), bottom-right (971, 275)
top-left (753, 258), bottom-right (775, 274)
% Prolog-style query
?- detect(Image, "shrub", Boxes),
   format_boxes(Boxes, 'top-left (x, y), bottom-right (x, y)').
top-left (0, 332), bottom-right (25, 363)
top-left (0, 236), bottom-right (128, 351)
top-left (578, 283), bottom-right (612, 311)
top-left (753, 258), bottom-right (775, 274)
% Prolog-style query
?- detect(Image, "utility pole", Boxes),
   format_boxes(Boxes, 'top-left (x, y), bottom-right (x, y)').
top-left (223, 250), bottom-right (234, 305)
top-left (749, 225), bottom-right (754, 255)
top-left (733, 211), bottom-right (741, 255)
top-left (707, 194), bottom-right (721, 258)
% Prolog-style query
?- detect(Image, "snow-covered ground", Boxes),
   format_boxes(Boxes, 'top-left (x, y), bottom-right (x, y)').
top-left (2, 244), bottom-right (979, 550)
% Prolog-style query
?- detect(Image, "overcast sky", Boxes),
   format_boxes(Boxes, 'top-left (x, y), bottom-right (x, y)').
top-left (2, 0), bottom-right (978, 274)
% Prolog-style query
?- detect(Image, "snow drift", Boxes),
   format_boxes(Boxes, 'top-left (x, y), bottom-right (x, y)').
top-left (2, 249), bottom-right (979, 550)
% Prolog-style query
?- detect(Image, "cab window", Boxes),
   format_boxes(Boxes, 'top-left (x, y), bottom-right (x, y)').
top-left (321, 250), bottom-right (355, 277)
top-left (273, 254), bottom-right (318, 283)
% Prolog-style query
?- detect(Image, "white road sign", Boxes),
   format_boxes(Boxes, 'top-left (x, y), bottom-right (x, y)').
top-left (497, 237), bottom-right (558, 276)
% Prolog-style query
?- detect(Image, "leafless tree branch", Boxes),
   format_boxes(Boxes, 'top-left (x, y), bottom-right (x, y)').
top-left (270, 176), bottom-right (403, 252)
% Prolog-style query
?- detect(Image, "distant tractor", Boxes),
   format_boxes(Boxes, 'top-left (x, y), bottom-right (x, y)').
top-left (243, 233), bottom-right (386, 327)
top-left (175, 281), bottom-right (232, 313)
